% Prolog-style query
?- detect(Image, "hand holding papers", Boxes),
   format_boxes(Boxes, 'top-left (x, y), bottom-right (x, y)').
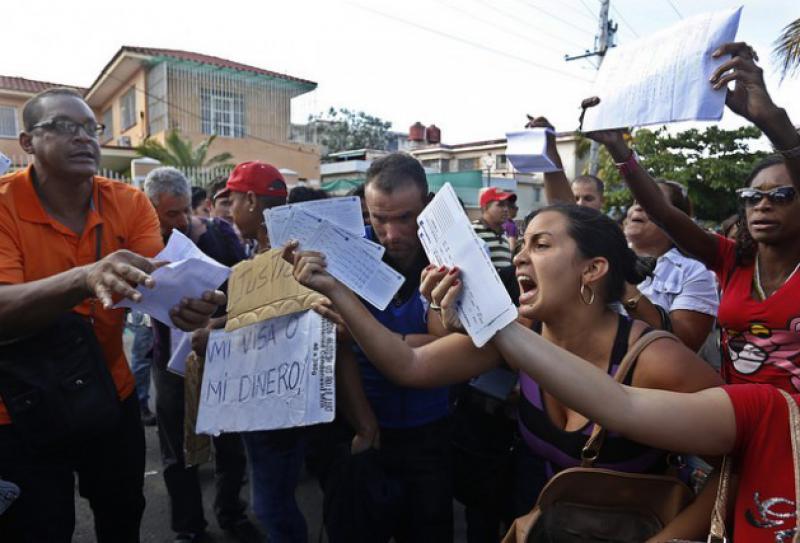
top-left (267, 197), bottom-right (404, 310)
top-left (581, 7), bottom-right (742, 132)
top-left (417, 183), bottom-right (517, 347)
top-left (116, 229), bottom-right (231, 327)
top-left (505, 128), bottom-right (560, 173)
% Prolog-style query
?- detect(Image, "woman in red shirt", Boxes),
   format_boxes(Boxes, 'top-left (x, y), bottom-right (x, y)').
top-left (585, 42), bottom-right (800, 394)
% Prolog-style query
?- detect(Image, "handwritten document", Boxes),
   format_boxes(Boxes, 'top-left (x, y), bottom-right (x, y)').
top-left (117, 230), bottom-right (231, 326)
top-left (581, 6), bottom-right (742, 132)
top-left (417, 183), bottom-right (517, 347)
top-left (266, 196), bottom-right (365, 248)
top-left (505, 128), bottom-right (560, 173)
top-left (196, 311), bottom-right (336, 435)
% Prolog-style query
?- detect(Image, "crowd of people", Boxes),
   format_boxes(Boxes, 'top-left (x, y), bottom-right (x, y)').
top-left (0, 40), bottom-right (798, 543)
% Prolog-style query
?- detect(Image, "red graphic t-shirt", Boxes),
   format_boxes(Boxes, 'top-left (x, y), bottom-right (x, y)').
top-left (713, 235), bottom-right (800, 393)
top-left (724, 384), bottom-right (797, 543)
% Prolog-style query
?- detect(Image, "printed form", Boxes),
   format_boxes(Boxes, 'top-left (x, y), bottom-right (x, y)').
top-left (266, 196), bottom-right (365, 248)
top-left (581, 6), bottom-right (742, 132)
top-left (417, 184), bottom-right (517, 347)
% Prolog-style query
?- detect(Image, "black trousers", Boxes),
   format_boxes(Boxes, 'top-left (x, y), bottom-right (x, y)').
top-left (152, 363), bottom-right (247, 534)
top-left (325, 417), bottom-right (454, 543)
top-left (0, 394), bottom-right (146, 543)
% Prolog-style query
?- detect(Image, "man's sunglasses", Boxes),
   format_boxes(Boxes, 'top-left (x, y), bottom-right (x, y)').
top-left (32, 119), bottom-right (106, 138)
top-left (736, 186), bottom-right (797, 207)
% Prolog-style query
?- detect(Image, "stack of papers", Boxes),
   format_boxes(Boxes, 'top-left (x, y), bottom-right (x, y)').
top-left (417, 183), bottom-right (517, 347)
top-left (264, 198), bottom-right (404, 310)
top-left (581, 6), bottom-right (742, 132)
top-left (117, 229), bottom-right (231, 327)
top-left (505, 128), bottom-right (560, 173)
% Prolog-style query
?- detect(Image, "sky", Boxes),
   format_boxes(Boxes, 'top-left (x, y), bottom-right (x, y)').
top-left (2, 0), bottom-right (798, 144)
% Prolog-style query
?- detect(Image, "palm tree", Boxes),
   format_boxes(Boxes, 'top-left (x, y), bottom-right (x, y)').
top-left (774, 18), bottom-right (800, 81)
top-left (135, 129), bottom-right (233, 168)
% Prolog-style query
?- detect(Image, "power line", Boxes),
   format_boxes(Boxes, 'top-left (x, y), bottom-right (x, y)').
top-left (433, 0), bottom-right (568, 57)
top-left (664, 0), bottom-right (683, 19)
top-left (577, 0), bottom-right (598, 19)
top-left (526, 3), bottom-right (591, 33)
top-left (469, 0), bottom-right (588, 50)
top-left (348, 2), bottom-right (594, 83)
top-left (611, 5), bottom-right (640, 37)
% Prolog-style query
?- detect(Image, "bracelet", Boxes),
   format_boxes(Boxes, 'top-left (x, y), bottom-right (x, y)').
top-left (776, 143), bottom-right (800, 160)
top-left (429, 302), bottom-right (441, 312)
top-left (615, 150), bottom-right (639, 177)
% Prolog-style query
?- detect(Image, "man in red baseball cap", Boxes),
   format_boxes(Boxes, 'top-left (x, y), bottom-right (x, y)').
top-left (472, 187), bottom-right (517, 269)
top-left (218, 161), bottom-right (288, 248)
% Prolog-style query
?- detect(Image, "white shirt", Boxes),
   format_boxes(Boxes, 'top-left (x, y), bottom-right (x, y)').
top-left (637, 247), bottom-right (719, 316)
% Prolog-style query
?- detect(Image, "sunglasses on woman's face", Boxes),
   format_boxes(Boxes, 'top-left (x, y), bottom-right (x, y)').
top-left (736, 186), bottom-right (797, 207)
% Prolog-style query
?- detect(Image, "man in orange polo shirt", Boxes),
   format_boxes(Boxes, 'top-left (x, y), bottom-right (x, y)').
top-left (0, 88), bottom-right (225, 542)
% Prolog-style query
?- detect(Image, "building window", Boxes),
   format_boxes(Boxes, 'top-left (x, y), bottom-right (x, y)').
top-left (440, 158), bottom-right (450, 173)
top-left (533, 187), bottom-right (542, 202)
top-left (457, 157), bottom-right (477, 171)
top-left (496, 154), bottom-right (507, 169)
top-left (201, 90), bottom-right (245, 138)
top-left (101, 109), bottom-right (113, 143)
top-left (0, 106), bottom-right (18, 138)
top-left (120, 87), bottom-right (137, 131)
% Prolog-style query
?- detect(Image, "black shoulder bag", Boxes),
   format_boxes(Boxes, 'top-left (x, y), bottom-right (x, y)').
top-left (0, 194), bottom-right (121, 449)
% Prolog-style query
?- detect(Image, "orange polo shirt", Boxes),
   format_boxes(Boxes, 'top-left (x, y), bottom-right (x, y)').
top-left (0, 166), bottom-right (163, 425)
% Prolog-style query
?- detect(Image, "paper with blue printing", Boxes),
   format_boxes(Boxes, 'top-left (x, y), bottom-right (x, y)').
top-left (196, 310), bottom-right (336, 435)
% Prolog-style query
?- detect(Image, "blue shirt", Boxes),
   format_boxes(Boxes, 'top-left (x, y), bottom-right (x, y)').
top-left (352, 228), bottom-right (450, 428)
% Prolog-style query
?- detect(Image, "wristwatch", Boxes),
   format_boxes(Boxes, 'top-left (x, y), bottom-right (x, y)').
top-left (623, 292), bottom-right (644, 311)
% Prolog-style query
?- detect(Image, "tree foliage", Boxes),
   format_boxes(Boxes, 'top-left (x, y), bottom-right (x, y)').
top-left (593, 125), bottom-right (769, 222)
top-left (773, 17), bottom-right (800, 81)
top-left (135, 130), bottom-right (233, 168)
top-left (309, 107), bottom-right (392, 156)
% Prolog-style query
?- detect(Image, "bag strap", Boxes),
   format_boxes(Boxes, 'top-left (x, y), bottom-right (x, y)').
top-left (778, 389), bottom-right (800, 543)
top-left (581, 329), bottom-right (677, 467)
top-left (707, 456), bottom-right (733, 543)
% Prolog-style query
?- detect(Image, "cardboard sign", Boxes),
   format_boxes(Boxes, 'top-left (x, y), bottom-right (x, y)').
top-left (225, 249), bottom-right (324, 332)
top-left (196, 311), bottom-right (336, 435)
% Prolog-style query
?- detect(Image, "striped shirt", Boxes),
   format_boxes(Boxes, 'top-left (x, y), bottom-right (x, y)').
top-left (472, 220), bottom-right (513, 269)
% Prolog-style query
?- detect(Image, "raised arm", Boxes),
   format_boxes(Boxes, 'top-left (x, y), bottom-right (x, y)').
top-left (494, 321), bottom-right (735, 456)
top-left (526, 115), bottom-right (575, 205)
top-left (286, 247), bottom-right (502, 388)
top-left (709, 42), bottom-right (800, 188)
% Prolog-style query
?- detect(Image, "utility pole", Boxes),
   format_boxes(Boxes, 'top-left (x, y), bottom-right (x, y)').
top-left (566, 0), bottom-right (617, 175)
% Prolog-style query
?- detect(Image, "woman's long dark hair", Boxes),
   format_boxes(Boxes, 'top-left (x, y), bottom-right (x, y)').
top-left (524, 204), bottom-right (649, 303)
top-left (734, 155), bottom-right (787, 266)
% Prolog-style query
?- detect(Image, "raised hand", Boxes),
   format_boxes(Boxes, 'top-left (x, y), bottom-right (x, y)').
top-left (282, 241), bottom-right (340, 296)
top-left (710, 42), bottom-right (775, 124)
top-left (421, 265), bottom-right (464, 332)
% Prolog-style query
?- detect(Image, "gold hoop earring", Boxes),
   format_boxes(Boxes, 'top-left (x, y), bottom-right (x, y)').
top-left (580, 283), bottom-right (595, 305)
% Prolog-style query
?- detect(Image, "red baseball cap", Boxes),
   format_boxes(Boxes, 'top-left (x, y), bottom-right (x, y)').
top-left (215, 161), bottom-right (288, 200)
top-left (479, 187), bottom-right (517, 208)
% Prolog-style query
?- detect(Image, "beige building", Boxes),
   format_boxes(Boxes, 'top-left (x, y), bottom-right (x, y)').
top-left (410, 132), bottom-right (587, 216)
top-left (0, 46), bottom-right (320, 180)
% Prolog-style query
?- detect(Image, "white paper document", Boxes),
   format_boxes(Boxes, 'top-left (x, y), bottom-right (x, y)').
top-left (117, 230), bottom-right (231, 326)
top-left (581, 6), bottom-right (742, 132)
top-left (0, 152), bottom-right (11, 176)
top-left (196, 311), bottom-right (336, 435)
top-left (167, 329), bottom-right (192, 377)
top-left (267, 205), bottom-right (400, 310)
top-left (417, 183), bottom-right (517, 347)
top-left (505, 129), bottom-right (560, 173)
top-left (266, 196), bottom-right (364, 248)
